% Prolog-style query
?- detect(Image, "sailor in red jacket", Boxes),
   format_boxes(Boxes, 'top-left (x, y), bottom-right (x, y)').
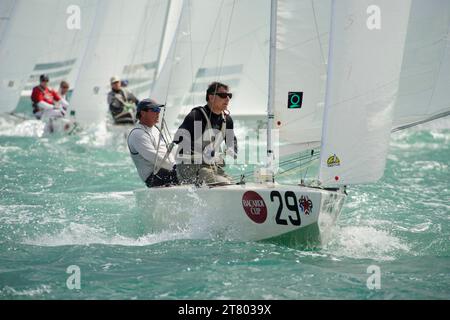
top-left (31, 74), bottom-right (66, 119)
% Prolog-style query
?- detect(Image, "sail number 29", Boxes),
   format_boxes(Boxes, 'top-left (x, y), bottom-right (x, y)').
top-left (270, 191), bottom-right (301, 226)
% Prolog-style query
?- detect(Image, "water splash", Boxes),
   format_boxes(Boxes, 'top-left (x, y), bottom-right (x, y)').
top-left (23, 222), bottom-right (190, 247)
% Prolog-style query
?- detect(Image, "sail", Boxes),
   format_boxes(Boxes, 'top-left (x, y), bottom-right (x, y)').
top-left (0, 0), bottom-right (57, 114)
top-left (121, 0), bottom-right (171, 99)
top-left (69, 0), bottom-right (149, 126)
top-left (157, 0), bottom-right (184, 77)
top-left (0, 0), bottom-right (15, 45)
top-left (318, 0), bottom-right (411, 186)
top-left (393, 0), bottom-right (450, 131)
top-left (273, 0), bottom-right (332, 155)
top-left (153, 0), bottom-right (270, 133)
top-left (20, 1), bottom-right (99, 94)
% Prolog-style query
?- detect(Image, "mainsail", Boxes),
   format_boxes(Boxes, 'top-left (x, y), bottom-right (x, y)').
top-left (19, 1), bottom-right (98, 96)
top-left (0, 0), bottom-right (15, 45)
top-left (393, 0), bottom-right (450, 131)
top-left (0, 0), bottom-right (58, 114)
top-left (318, 0), bottom-right (412, 186)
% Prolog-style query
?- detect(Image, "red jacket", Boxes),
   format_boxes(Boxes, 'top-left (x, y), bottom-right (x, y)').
top-left (31, 85), bottom-right (61, 106)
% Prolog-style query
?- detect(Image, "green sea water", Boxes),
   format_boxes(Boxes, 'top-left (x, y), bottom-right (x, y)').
top-left (0, 116), bottom-right (449, 300)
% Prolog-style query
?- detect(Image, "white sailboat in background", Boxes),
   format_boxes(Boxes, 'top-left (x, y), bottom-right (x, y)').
top-left (0, 0), bottom-right (182, 136)
top-left (136, 0), bottom-right (450, 245)
top-left (0, 0), bottom-right (99, 134)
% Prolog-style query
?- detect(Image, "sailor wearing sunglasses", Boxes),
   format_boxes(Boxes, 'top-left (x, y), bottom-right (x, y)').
top-left (173, 82), bottom-right (238, 186)
top-left (127, 99), bottom-right (178, 188)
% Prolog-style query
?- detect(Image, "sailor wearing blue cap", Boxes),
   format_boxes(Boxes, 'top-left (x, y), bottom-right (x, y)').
top-left (127, 99), bottom-right (178, 187)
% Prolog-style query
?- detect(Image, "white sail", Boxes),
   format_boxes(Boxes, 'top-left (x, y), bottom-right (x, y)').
top-left (273, 0), bottom-right (332, 155)
top-left (121, 0), bottom-right (171, 99)
top-left (20, 1), bottom-right (99, 95)
top-left (0, 0), bottom-right (57, 114)
top-left (0, 0), bottom-right (15, 45)
top-left (318, 0), bottom-right (411, 186)
top-left (393, 0), bottom-right (450, 131)
top-left (153, 0), bottom-right (270, 133)
top-left (69, 0), bottom-right (149, 126)
top-left (158, 0), bottom-right (184, 76)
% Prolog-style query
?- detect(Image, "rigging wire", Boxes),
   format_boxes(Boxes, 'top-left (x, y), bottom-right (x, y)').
top-left (206, 0), bottom-right (237, 167)
top-left (188, 0), bottom-right (227, 108)
top-left (125, 0), bottom-right (153, 88)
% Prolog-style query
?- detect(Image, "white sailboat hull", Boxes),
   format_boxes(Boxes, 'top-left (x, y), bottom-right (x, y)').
top-left (134, 183), bottom-right (346, 245)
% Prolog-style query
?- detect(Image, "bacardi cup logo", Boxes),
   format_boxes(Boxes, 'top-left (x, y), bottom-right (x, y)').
top-left (242, 191), bottom-right (267, 224)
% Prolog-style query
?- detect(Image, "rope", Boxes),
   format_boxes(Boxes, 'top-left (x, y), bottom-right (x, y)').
top-left (229, 150), bottom-right (321, 181)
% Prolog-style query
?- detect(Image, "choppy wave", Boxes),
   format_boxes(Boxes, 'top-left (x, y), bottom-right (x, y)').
top-left (23, 222), bottom-right (189, 247)
top-left (1, 285), bottom-right (52, 298)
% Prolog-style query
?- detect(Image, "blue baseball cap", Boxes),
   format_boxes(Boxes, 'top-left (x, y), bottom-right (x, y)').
top-left (137, 98), bottom-right (164, 113)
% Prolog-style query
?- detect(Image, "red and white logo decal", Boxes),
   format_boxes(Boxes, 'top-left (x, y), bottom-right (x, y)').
top-left (242, 191), bottom-right (267, 224)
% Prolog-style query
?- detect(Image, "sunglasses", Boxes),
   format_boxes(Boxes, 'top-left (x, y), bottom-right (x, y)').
top-left (141, 107), bottom-right (161, 113)
top-left (214, 92), bottom-right (233, 99)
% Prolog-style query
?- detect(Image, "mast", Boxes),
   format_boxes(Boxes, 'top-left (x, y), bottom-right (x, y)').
top-left (266, 0), bottom-right (277, 179)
